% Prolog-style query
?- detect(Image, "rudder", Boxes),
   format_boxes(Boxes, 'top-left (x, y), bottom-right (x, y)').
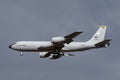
top-left (87, 26), bottom-right (107, 44)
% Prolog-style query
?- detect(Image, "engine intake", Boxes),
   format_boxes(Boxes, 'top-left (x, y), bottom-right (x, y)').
top-left (39, 52), bottom-right (51, 58)
top-left (105, 43), bottom-right (110, 47)
top-left (50, 54), bottom-right (62, 59)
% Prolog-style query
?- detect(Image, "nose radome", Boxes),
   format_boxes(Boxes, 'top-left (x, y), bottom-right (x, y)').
top-left (9, 43), bottom-right (16, 49)
top-left (8, 45), bottom-right (12, 49)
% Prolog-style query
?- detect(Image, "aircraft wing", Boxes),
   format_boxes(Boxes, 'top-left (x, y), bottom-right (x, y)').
top-left (51, 31), bottom-right (83, 50)
top-left (64, 31), bottom-right (83, 44)
top-left (64, 31), bottom-right (83, 39)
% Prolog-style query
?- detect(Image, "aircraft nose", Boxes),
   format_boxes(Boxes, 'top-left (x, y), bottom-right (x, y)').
top-left (9, 43), bottom-right (16, 49)
top-left (8, 44), bottom-right (13, 49)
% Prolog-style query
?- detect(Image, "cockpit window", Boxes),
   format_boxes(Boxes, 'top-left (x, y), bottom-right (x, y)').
top-left (16, 45), bottom-right (26, 46)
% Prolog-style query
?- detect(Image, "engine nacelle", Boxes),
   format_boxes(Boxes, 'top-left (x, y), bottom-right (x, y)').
top-left (105, 43), bottom-right (110, 47)
top-left (50, 54), bottom-right (62, 60)
top-left (52, 37), bottom-right (66, 43)
top-left (39, 52), bottom-right (51, 58)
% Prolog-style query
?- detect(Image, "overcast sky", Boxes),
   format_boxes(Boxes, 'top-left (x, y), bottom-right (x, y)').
top-left (0, 0), bottom-right (120, 80)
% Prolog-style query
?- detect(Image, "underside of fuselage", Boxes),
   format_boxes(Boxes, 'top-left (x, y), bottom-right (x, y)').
top-left (13, 47), bottom-right (95, 52)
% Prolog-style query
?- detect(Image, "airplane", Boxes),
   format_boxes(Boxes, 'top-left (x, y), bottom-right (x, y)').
top-left (9, 26), bottom-right (111, 60)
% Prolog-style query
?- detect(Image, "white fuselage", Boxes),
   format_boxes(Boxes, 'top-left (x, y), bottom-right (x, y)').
top-left (8, 26), bottom-right (110, 59)
top-left (10, 41), bottom-right (95, 52)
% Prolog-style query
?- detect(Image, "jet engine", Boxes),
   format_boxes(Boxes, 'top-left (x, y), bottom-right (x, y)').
top-left (39, 52), bottom-right (51, 58)
top-left (105, 43), bottom-right (111, 47)
top-left (52, 37), bottom-right (66, 43)
top-left (50, 54), bottom-right (62, 59)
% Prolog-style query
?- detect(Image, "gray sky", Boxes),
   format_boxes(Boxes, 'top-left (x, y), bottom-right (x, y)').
top-left (0, 0), bottom-right (120, 80)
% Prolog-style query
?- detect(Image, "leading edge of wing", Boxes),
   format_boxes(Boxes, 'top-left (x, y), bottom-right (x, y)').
top-left (64, 31), bottom-right (83, 39)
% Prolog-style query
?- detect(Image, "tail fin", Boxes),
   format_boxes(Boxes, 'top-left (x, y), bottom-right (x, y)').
top-left (87, 26), bottom-right (107, 44)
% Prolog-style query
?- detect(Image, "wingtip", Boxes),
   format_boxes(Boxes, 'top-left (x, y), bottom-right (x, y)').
top-left (75, 31), bottom-right (83, 34)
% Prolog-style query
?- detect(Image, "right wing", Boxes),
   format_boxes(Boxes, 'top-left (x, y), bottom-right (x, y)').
top-left (38, 32), bottom-right (83, 59)
top-left (38, 31), bottom-right (83, 52)
top-left (64, 31), bottom-right (83, 44)
top-left (64, 31), bottom-right (83, 39)
top-left (51, 31), bottom-right (83, 51)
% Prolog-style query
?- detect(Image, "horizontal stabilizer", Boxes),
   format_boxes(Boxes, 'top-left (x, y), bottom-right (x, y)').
top-left (95, 39), bottom-right (111, 48)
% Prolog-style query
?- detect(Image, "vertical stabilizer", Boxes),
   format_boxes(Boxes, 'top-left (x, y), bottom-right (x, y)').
top-left (87, 26), bottom-right (107, 44)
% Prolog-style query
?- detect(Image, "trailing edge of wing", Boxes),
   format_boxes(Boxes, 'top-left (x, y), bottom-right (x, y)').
top-left (64, 31), bottom-right (83, 39)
